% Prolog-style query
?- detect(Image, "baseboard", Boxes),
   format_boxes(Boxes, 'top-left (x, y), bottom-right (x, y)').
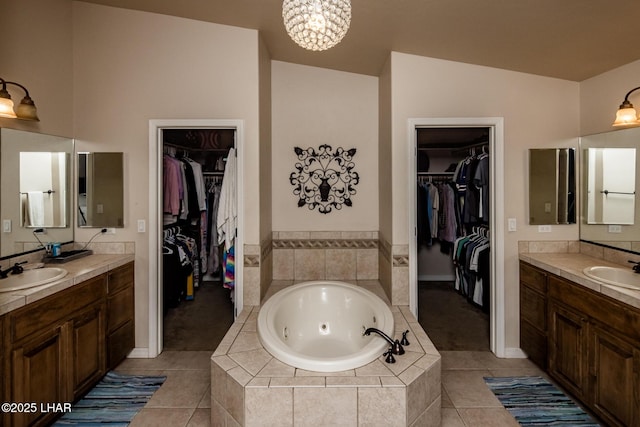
top-left (503, 347), bottom-right (528, 359)
top-left (418, 274), bottom-right (456, 281)
top-left (127, 347), bottom-right (151, 358)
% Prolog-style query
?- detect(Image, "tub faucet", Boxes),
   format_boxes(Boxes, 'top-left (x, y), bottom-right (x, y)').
top-left (363, 327), bottom-right (405, 355)
top-left (629, 260), bottom-right (640, 273)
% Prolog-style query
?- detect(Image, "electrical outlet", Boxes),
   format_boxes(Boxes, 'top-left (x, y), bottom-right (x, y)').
top-left (608, 225), bottom-right (622, 233)
top-left (538, 225), bottom-right (552, 233)
top-left (104, 228), bottom-right (116, 234)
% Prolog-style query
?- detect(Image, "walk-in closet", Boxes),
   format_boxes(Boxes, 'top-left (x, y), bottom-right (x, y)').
top-left (161, 128), bottom-right (236, 351)
top-left (416, 127), bottom-right (491, 351)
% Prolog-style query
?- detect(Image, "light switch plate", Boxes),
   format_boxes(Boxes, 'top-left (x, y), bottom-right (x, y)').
top-left (507, 218), bottom-right (517, 232)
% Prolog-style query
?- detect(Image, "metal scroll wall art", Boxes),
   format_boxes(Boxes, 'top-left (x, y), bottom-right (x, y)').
top-left (289, 144), bottom-right (359, 214)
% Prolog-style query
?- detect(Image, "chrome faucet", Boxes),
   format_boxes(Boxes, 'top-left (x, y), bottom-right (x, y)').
top-left (628, 260), bottom-right (640, 273)
top-left (363, 327), bottom-right (406, 355)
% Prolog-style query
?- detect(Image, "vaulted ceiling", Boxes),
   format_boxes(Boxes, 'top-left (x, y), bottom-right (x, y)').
top-left (77, 0), bottom-right (640, 81)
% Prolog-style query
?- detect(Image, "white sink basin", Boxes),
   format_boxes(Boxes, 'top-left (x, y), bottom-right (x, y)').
top-left (0, 267), bottom-right (68, 292)
top-left (583, 266), bottom-right (640, 290)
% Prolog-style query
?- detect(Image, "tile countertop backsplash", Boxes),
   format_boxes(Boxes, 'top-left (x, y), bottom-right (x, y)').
top-left (0, 253), bottom-right (134, 316)
top-left (520, 251), bottom-right (640, 310)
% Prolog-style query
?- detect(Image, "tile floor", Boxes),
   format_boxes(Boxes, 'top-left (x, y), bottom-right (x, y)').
top-left (117, 349), bottom-right (546, 426)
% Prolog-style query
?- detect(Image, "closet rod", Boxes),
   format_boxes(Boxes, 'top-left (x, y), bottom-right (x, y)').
top-left (163, 142), bottom-right (229, 152)
top-left (417, 172), bottom-right (454, 176)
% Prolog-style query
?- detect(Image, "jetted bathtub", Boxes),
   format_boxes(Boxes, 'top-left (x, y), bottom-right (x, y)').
top-left (257, 280), bottom-right (395, 372)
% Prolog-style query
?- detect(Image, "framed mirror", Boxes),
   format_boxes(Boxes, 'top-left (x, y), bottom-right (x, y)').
top-left (0, 128), bottom-right (74, 257)
top-left (77, 152), bottom-right (124, 228)
top-left (528, 148), bottom-right (576, 225)
top-left (580, 127), bottom-right (640, 253)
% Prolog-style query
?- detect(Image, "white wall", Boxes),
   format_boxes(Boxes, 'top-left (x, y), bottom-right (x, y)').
top-left (72, 2), bottom-right (261, 349)
top-left (271, 61), bottom-right (379, 231)
top-left (580, 59), bottom-right (640, 135)
top-left (388, 52), bottom-right (580, 349)
top-left (0, 0), bottom-right (73, 136)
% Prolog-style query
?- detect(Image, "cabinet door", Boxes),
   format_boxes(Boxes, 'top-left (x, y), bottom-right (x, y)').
top-left (548, 301), bottom-right (588, 400)
top-left (10, 324), bottom-right (69, 427)
top-left (590, 324), bottom-right (640, 427)
top-left (71, 305), bottom-right (106, 400)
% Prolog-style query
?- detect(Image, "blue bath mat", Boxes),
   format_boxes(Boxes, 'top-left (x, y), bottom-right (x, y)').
top-left (52, 371), bottom-right (166, 426)
top-left (484, 376), bottom-right (600, 426)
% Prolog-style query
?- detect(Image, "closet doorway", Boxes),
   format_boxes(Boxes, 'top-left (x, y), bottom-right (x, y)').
top-left (408, 117), bottom-right (506, 357)
top-left (148, 119), bottom-right (244, 358)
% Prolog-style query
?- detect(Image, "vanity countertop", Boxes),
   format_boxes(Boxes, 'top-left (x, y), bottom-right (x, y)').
top-left (0, 253), bottom-right (134, 316)
top-left (520, 252), bottom-right (640, 310)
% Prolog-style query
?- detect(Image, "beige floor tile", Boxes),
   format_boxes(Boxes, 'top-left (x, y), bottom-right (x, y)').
top-left (145, 370), bottom-right (210, 408)
top-left (457, 407), bottom-right (520, 426)
top-left (129, 408), bottom-right (195, 427)
top-left (441, 408), bottom-right (466, 427)
top-left (117, 351), bottom-right (213, 371)
top-left (187, 408), bottom-right (212, 427)
top-left (442, 370), bottom-right (502, 408)
top-left (440, 351), bottom-right (536, 370)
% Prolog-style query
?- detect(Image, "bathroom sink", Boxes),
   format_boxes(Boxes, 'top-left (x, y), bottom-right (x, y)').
top-left (0, 267), bottom-right (68, 292)
top-left (583, 266), bottom-right (640, 290)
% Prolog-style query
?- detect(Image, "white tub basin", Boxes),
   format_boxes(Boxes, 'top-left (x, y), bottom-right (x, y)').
top-left (583, 266), bottom-right (640, 290)
top-left (0, 267), bottom-right (68, 292)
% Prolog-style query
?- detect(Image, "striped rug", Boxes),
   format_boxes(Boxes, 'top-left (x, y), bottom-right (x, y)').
top-left (484, 376), bottom-right (601, 426)
top-left (53, 371), bottom-right (166, 426)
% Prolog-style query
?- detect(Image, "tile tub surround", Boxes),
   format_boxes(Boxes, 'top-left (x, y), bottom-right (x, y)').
top-left (272, 231), bottom-right (379, 282)
top-left (211, 291), bottom-right (441, 426)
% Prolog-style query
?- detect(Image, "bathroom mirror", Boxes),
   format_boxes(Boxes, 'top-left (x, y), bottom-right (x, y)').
top-left (584, 148), bottom-right (636, 225)
top-left (19, 152), bottom-right (69, 228)
top-left (580, 127), bottom-right (640, 253)
top-left (528, 148), bottom-right (576, 225)
top-left (77, 152), bottom-right (124, 228)
top-left (0, 128), bottom-right (74, 257)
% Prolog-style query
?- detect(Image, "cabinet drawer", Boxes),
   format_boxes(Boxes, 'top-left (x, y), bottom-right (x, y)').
top-left (108, 262), bottom-right (134, 294)
top-left (520, 262), bottom-right (547, 293)
top-left (520, 320), bottom-right (547, 369)
top-left (107, 320), bottom-right (134, 370)
top-left (520, 283), bottom-right (547, 331)
top-left (10, 275), bottom-right (107, 343)
top-left (108, 286), bottom-right (134, 333)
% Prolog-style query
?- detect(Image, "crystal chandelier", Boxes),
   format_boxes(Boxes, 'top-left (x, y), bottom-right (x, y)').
top-left (282, 0), bottom-right (351, 51)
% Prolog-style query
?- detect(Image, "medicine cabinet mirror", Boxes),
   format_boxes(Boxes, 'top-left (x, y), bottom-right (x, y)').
top-left (0, 128), bottom-right (74, 257)
top-left (528, 148), bottom-right (576, 225)
top-left (580, 127), bottom-right (640, 253)
top-left (78, 152), bottom-right (124, 228)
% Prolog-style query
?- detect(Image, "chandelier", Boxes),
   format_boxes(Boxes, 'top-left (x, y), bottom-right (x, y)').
top-left (282, 0), bottom-right (351, 51)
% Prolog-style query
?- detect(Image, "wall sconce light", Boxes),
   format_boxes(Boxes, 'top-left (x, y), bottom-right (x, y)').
top-left (0, 78), bottom-right (39, 121)
top-left (613, 86), bottom-right (640, 126)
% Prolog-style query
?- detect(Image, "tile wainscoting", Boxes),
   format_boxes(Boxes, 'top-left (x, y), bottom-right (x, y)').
top-left (271, 232), bottom-right (379, 282)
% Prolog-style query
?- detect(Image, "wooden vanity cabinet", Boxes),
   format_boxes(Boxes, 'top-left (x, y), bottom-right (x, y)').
top-left (519, 261), bottom-right (548, 369)
top-left (1, 261), bottom-right (135, 427)
top-left (520, 261), bottom-right (640, 427)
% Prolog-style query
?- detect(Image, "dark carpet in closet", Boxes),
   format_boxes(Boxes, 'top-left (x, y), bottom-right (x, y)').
top-left (418, 281), bottom-right (490, 351)
top-left (163, 281), bottom-right (234, 351)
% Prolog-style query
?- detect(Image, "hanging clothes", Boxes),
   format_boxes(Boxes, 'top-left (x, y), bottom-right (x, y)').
top-left (217, 148), bottom-right (237, 251)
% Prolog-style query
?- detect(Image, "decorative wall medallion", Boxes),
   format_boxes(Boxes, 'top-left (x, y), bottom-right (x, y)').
top-left (289, 144), bottom-right (359, 214)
